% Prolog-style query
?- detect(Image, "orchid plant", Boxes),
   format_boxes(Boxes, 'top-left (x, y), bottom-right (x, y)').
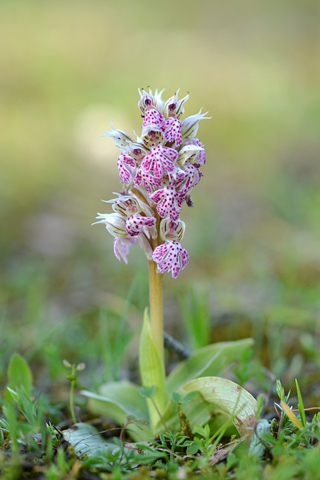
top-left (82, 88), bottom-right (266, 448)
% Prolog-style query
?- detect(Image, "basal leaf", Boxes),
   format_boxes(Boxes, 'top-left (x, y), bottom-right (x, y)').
top-left (81, 382), bottom-right (150, 442)
top-left (98, 381), bottom-right (149, 421)
top-left (166, 339), bottom-right (254, 395)
top-left (63, 423), bottom-right (118, 458)
top-left (156, 376), bottom-right (258, 436)
top-left (81, 390), bottom-right (128, 424)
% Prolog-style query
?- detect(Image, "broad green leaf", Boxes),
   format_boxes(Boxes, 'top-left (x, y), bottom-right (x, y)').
top-left (139, 309), bottom-right (167, 433)
top-left (166, 339), bottom-right (254, 395)
top-left (99, 381), bottom-right (149, 421)
top-left (156, 376), bottom-right (258, 437)
top-left (7, 353), bottom-right (33, 396)
top-left (81, 382), bottom-right (150, 442)
top-left (81, 390), bottom-right (128, 424)
top-left (63, 423), bottom-right (118, 458)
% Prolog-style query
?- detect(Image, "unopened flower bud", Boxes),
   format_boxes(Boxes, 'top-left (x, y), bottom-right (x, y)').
top-left (163, 89), bottom-right (189, 118)
top-left (138, 88), bottom-right (157, 114)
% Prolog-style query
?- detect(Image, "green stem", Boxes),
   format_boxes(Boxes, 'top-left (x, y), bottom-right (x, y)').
top-left (150, 397), bottom-right (168, 432)
top-left (70, 366), bottom-right (77, 424)
top-left (139, 261), bottom-right (167, 433)
top-left (148, 259), bottom-right (164, 361)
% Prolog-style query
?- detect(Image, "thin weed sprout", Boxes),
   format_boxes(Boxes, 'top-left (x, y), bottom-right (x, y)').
top-left (63, 360), bottom-right (85, 424)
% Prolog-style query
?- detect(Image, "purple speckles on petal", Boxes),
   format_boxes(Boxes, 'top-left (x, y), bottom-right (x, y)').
top-left (149, 187), bottom-right (184, 220)
top-left (162, 118), bottom-right (182, 146)
top-left (181, 162), bottom-right (201, 189)
top-left (117, 152), bottom-right (137, 183)
top-left (140, 145), bottom-right (178, 179)
top-left (152, 241), bottom-right (189, 279)
top-left (143, 108), bottom-right (165, 128)
top-left (126, 215), bottom-right (156, 236)
top-left (134, 168), bottom-right (162, 193)
top-left (162, 147), bottom-right (179, 162)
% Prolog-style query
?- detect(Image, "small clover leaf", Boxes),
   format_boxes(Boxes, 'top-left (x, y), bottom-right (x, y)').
top-left (139, 385), bottom-right (156, 399)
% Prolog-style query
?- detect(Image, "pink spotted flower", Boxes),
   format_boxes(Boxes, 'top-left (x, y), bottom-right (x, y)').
top-left (152, 242), bottom-right (189, 279)
top-left (94, 87), bottom-right (209, 278)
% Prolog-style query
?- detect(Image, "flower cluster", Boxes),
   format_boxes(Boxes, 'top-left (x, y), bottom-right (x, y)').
top-left (94, 88), bottom-right (209, 278)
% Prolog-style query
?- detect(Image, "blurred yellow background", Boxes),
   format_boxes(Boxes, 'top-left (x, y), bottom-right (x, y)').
top-left (1, 0), bottom-right (320, 327)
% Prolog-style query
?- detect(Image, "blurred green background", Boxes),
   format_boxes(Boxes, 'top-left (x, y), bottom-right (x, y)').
top-left (1, 0), bottom-right (320, 391)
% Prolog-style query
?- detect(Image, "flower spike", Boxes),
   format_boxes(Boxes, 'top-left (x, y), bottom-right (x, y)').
top-left (94, 88), bottom-right (208, 275)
